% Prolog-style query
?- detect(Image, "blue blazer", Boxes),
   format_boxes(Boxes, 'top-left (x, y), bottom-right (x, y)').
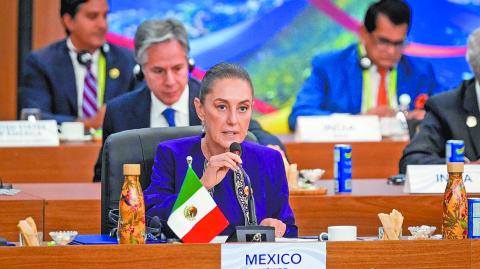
top-left (288, 43), bottom-right (445, 130)
top-left (94, 78), bottom-right (285, 181)
top-left (399, 79), bottom-right (480, 173)
top-left (19, 39), bottom-right (137, 123)
top-left (144, 135), bottom-right (298, 238)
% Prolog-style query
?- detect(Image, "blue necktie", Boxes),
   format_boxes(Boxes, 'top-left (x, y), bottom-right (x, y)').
top-left (162, 108), bottom-right (176, 127)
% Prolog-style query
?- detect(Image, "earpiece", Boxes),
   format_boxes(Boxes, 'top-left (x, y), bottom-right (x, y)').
top-left (358, 44), bottom-right (372, 70)
top-left (133, 57), bottom-right (196, 82)
top-left (77, 51), bottom-right (92, 66)
top-left (76, 43), bottom-right (109, 66)
top-left (133, 64), bottom-right (144, 81)
top-left (188, 57), bottom-right (195, 72)
top-left (359, 55), bottom-right (372, 70)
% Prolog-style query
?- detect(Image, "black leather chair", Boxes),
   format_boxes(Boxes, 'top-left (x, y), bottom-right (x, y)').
top-left (100, 125), bottom-right (257, 234)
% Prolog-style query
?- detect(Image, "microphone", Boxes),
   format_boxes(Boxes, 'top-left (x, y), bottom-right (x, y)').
top-left (229, 142), bottom-right (257, 225)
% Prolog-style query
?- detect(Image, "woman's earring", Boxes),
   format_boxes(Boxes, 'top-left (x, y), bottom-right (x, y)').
top-left (201, 121), bottom-right (206, 133)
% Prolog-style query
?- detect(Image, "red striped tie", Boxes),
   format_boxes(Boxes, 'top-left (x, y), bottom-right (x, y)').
top-left (82, 62), bottom-right (98, 118)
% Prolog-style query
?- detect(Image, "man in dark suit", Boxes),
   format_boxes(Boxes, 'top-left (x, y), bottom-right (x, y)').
top-left (19, 0), bottom-right (137, 129)
top-left (399, 28), bottom-right (480, 173)
top-left (94, 19), bottom-right (284, 181)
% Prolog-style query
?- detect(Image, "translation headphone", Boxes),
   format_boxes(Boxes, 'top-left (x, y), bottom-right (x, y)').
top-left (359, 55), bottom-right (372, 70)
top-left (133, 57), bottom-right (196, 81)
top-left (358, 44), bottom-right (372, 70)
top-left (76, 43), bottom-right (110, 66)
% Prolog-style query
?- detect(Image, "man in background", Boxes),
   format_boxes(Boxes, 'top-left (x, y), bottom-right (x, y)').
top-left (19, 0), bottom-right (137, 129)
top-left (399, 28), bottom-right (480, 173)
top-left (94, 19), bottom-right (284, 181)
top-left (288, 0), bottom-right (444, 130)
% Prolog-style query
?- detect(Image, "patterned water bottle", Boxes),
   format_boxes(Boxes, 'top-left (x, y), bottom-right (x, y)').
top-left (442, 162), bottom-right (468, 239)
top-left (118, 164), bottom-right (145, 244)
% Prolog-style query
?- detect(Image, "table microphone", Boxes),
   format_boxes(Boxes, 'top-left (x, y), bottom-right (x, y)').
top-left (229, 142), bottom-right (257, 225)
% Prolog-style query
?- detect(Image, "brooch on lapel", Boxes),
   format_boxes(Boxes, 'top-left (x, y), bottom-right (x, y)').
top-left (109, 68), bottom-right (120, 79)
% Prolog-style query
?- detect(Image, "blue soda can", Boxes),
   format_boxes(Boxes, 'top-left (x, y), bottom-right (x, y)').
top-left (446, 140), bottom-right (464, 163)
top-left (468, 198), bottom-right (480, 238)
top-left (334, 144), bottom-right (352, 193)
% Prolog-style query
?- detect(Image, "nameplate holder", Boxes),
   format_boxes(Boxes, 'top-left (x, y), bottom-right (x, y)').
top-left (221, 242), bottom-right (326, 269)
top-left (404, 164), bottom-right (480, 193)
top-left (0, 120), bottom-right (59, 147)
top-left (295, 115), bottom-right (381, 142)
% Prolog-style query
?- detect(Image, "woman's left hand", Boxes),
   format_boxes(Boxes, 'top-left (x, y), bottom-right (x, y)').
top-left (260, 218), bottom-right (286, 238)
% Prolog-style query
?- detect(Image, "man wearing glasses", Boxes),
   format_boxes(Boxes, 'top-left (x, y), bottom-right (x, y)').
top-left (288, 0), bottom-right (444, 131)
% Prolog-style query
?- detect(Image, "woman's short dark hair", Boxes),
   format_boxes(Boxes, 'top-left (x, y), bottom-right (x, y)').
top-left (364, 0), bottom-right (411, 33)
top-left (198, 63), bottom-right (254, 103)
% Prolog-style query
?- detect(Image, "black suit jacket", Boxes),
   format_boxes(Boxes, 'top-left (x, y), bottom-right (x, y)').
top-left (399, 79), bottom-right (480, 173)
top-left (94, 78), bottom-right (284, 181)
top-left (19, 39), bottom-right (138, 123)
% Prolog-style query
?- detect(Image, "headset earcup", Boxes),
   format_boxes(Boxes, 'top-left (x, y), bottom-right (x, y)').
top-left (188, 57), bottom-right (195, 72)
top-left (133, 64), bottom-right (144, 81)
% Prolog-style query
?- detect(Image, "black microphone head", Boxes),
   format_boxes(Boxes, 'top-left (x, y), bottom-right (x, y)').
top-left (229, 142), bottom-right (242, 156)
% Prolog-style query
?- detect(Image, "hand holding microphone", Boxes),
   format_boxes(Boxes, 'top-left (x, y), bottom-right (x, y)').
top-left (200, 151), bottom-right (242, 190)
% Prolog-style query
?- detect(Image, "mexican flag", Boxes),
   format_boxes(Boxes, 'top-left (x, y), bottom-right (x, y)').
top-left (167, 164), bottom-right (229, 243)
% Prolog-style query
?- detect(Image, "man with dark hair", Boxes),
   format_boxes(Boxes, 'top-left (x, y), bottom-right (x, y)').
top-left (93, 19), bottom-right (285, 181)
top-left (19, 0), bottom-right (137, 129)
top-left (399, 28), bottom-right (480, 173)
top-left (288, 0), bottom-right (444, 130)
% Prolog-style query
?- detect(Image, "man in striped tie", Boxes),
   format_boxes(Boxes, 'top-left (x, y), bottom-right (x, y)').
top-left (19, 0), bottom-right (138, 129)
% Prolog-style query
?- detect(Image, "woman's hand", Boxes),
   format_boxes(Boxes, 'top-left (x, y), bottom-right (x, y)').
top-left (260, 218), bottom-right (286, 238)
top-left (200, 152), bottom-right (242, 190)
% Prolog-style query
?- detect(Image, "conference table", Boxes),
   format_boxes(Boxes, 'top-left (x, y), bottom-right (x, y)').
top-left (0, 180), bottom-right (450, 242)
top-left (0, 139), bottom-right (408, 183)
top-left (0, 239), bottom-right (478, 268)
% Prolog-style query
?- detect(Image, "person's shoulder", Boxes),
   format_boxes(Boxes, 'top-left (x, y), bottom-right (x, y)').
top-left (243, 141), bottom-right (282, 161)
top-left (188, 77), bottom-right (201, 92)
top-left (157, 135), bottom-right (201, 153)
top-left (28, 40), bottom-right (67, 61)
top-left (107, 43), bottom-right (133, 55)
top-left (399, 54), bottom-right (434, 72)
top-left (106, 43), bottom-right (135, 64)
top-left (426, 81), bottom-right (468, 109)
top-left (312, 44), bottom-right (356, 65)
top-left (107, 85), bottom-right (148, 109)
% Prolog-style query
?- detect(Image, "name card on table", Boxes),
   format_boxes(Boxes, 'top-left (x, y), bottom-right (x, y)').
top-left (404, 165), bottom-right (480, 193)
top-left (0, 120), bottom-right (59, 147)
top-left (295, 115), bottom-right (382, 142)
top-left (221, 242), bottom-right (326, 269)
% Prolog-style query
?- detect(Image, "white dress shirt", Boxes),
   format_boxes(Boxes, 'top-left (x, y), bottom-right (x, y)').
top-left (150, 84), bottom-right (190, 128)
top-left (66, 38), bottom-right (100, 118)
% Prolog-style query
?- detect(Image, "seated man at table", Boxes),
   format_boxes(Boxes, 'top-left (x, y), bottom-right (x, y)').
top-left (93, 19), bottom-right (284, 181)
top-left (19, 0), bottom-right (138, 129)
top-left (288, 0), bottom-right (444, 131)
top-left (399, 28), bottom-right (480, 173)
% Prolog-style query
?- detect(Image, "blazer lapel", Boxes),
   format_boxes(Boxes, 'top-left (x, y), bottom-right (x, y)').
top-left (462, 79), bottom-right (480, 159)
top-left (132, 87), bottom-right (151, 129)
top-left (58, 41), bottom-right (78, 114)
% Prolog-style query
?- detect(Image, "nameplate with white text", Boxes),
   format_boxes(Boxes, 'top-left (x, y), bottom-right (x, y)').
top-left (404, 164), bottom-right (480, 193)
top-left (295, 115), bottom-right (381, 142)
top-left (0, 120), bottom-right (59, 147)
top-left (221, 242), bottom-right (326, 269)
